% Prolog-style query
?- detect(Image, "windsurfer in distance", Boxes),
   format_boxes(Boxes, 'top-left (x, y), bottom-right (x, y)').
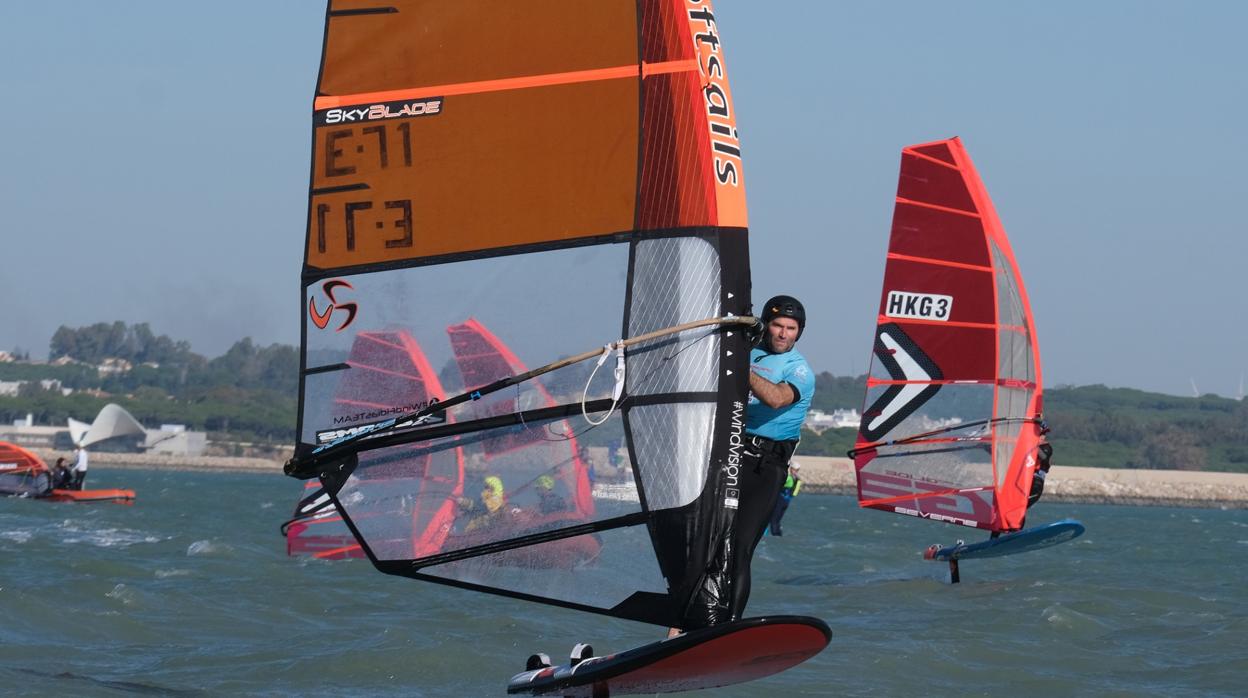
top-left (767, 461), bottom-right (803, 536)
top-left (675, 295), bottom-right (816, 636)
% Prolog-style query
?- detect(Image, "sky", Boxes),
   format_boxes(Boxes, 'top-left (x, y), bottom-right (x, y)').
top-left (1, 1), bottom-right (1245, 398)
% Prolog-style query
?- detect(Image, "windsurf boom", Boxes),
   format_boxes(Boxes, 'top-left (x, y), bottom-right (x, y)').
top-left (285, 0), bottom-right (763, 631)
top-left (850, 138), bottom-right (1046, 534)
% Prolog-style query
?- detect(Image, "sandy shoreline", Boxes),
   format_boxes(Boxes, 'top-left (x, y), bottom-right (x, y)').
top-left (37, 449), bottom-right (1248, 510)
top-left (788, 456), bottom-right (1248, 509)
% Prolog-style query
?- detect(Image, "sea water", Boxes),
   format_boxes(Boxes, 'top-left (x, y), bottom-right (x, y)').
top-left (1, 467), bottom-right (1245, 697)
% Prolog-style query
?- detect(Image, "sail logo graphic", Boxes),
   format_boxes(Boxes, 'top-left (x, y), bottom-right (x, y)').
top-left (320, 98), bottom-right (443, 125)
top-left (315, 411), bottom-right (442, 444)
top-left (859, 323), bottom-right (943, 444)
top-left (723, 401), bottom-right (745, 509)
top-left (687, 1), bottom-right (743, 187)
top-left (330, 399), bottom-right (442, 427)
top-left (885, 291), bottom-right (952, 321)
top-left (308, 279), bottom-right (358, 332)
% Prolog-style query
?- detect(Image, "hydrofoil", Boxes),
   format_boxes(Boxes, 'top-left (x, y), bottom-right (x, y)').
top-left (924, 518), bottom-right (1085, 583)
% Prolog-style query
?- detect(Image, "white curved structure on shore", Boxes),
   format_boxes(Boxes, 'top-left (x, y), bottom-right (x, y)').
top-left (69, 403), bottom-right (147, 448)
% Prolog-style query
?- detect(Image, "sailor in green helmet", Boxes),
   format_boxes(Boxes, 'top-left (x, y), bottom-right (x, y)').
top-left (535, 474), bottom-right (566, 514)
top-left (459, 474), bottom-right (508, 532)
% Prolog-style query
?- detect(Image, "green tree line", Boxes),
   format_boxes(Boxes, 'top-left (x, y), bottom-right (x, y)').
top-left (5, 324), bottom-right (1247, 469)
top-left (796, 374), bottom-right (1248, 472)
top-left (2, 323), bottom-right (297, 443)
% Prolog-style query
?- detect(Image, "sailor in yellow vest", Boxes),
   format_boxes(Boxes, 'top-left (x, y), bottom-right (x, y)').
top-left (767, 461), bottom-right (803, 536)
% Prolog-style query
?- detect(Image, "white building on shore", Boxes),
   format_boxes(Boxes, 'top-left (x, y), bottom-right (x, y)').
top-left (0, 405), bottom-right (206, 456)
top-left (804, 408), bottom-right (862, 433)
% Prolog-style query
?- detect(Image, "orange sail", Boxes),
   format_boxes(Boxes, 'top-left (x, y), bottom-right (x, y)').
top-left (0, 442), bottom-right (53, 497)
top-left (289, 0), bottom-right (754, 628)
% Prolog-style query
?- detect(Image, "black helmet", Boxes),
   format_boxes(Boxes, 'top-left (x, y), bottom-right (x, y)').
top-left (761, 295), bottom-right (806, 338)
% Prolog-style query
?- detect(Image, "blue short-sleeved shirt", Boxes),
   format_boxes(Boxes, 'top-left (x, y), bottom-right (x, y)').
top-left (745, 346), bottom-right (815, 441)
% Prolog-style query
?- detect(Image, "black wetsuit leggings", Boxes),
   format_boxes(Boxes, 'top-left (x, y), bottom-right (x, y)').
top-left (727, 437), bottom-right (794, 618)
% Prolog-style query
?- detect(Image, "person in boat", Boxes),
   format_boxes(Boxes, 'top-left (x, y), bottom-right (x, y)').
top-left (52, 457), bottom-right (74, 490)
top-left (69, 445), bottom-right (89, 490)
top-left (680, 295), bottom-right (815, 633)
top-left (767, 461), bottom-right (803, 537)
top-left (458, 475), bottom-right (509, 533)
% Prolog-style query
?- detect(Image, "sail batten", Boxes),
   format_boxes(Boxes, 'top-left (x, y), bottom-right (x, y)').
top-left (314, 58), bottom-right (700, 110)
top-left (894, 197), bottom-right (985, 219)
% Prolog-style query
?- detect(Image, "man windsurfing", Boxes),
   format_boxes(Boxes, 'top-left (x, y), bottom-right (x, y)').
top-left (679, 295), bottom-right (816, 633)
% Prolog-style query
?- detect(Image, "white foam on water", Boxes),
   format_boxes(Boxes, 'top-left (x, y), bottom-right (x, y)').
top-left (186, 539), bottom-right (231, 556)
top-left (106, 583), bottom-right (138, 605)
top-left (155, 569), bottom-right (191, 579)
top-left (0, 529), bottom-right (34, 543)
top-left (59, 522), bottom-right (162, 548)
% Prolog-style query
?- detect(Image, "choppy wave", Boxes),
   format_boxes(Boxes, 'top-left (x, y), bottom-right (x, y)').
top-left (186, 539), bottom-right (232, 556)
top-left (1, 468), bottom-right (1245, 697)
top-left (0, 529), bottom-right (33, 543)
top-left (59, 523), bottom-right (162, 548)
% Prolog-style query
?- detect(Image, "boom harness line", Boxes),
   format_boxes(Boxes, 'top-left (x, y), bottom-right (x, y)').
top-left (582, 343), bottom-right (626, 427)
top-left (286, 314), bottom-right (756, 479)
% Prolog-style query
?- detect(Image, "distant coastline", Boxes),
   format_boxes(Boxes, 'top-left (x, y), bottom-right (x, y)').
top-left (791, 457), bottom-right (1248, 510)
top-left (37, 449), bottom-right (1248, 510)
top-left (32, 448), bottom-right (281, 474)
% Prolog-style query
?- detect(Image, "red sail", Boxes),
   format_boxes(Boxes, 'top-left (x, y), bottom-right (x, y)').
top-left (286, 330), bottom-right (463, 559)
top-left (447, 318), bottom-right (594, 520)
top-left (852, 137), bottom-right (1043, 532)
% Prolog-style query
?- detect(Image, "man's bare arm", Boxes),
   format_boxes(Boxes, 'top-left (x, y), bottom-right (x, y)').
top-left (749, 371), bottom-right (797, 409)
